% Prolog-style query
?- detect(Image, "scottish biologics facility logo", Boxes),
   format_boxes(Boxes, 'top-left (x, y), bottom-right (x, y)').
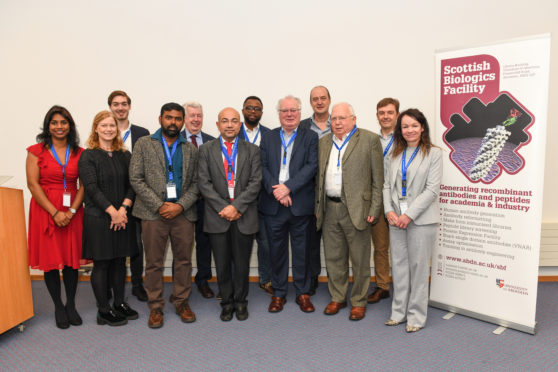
top-left (496, 278), bottom-right (505, 288)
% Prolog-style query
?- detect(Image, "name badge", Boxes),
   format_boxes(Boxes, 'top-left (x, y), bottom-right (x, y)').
top-left (399, 197), bottom-right (408, 215)
top-left (279, 164), bottom-right (288, 183)
top-left (63, 192), bottom-right (71, 207)
top-left (228, 187), bottom-right (235, 200)
top-left (166, 181), bottom-right (177, 199)
top-left (334, 168), bottom-right (342, 185)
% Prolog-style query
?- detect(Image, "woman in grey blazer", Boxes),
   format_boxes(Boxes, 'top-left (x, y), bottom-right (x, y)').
top-left (383, 109), bottom-right (442, 333)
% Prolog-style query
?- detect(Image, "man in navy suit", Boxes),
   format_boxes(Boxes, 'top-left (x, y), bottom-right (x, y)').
top-left (240, 96), bottom-right (273, 295)
top-left (108, 90), bottom-right (150, 302)
top-left (260, 95), bottom-right (318, 313)
top-left (181, 102), bottom-right (216, 299)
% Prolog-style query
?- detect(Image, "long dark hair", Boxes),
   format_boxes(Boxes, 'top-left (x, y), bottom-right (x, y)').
top-left (392, 108), bottom-right (433, 157)
top-left (36, 105), bottom-right (80, 153)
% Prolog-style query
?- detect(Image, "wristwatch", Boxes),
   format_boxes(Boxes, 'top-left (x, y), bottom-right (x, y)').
top-left (69, 208), bottom-right (77, 214)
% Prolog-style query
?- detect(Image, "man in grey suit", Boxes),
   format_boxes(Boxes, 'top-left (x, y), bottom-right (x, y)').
top-left (130, 102), bottom-right (198, 329)
top-left (198, 107), bottom-right (262, 321)
top-left (315, 102), bottom-right (384, 321)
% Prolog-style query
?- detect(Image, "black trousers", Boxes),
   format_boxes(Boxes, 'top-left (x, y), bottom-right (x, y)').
top-left (209, 221), bottom-right (253, 309)
top-left (306, 214), bottom-right (322, 279)
top-left (129, 218), bottom-right (144, 287)
top-left (194, 198), bottom-right (213, 286)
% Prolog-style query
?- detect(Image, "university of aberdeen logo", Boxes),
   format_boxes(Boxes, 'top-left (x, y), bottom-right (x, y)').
top-left (496, 278), bottom-right (504, 288)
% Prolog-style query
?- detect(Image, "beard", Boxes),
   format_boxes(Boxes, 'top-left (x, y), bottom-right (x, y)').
top-left (244, 117), bottom-right (260, 128)
top-left (162, 125), bottom-right (179, 138)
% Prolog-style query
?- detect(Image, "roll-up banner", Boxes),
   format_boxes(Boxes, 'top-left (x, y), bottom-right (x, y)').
top-left (430, 34), bottom-right (550, 334)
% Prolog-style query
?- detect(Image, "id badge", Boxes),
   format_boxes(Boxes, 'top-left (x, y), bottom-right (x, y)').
top-left (334, 168), bottom-right (342, 185)
top-left (166, 182), bottom-right (177, 199)
top-left (63, 192), bottom-right (71, 207)
top-left (399, 197), bottom-right (408, 215)
top-left (228, 187), bottom-right (235, 200)
top-left (279, 164), bottom-right (288, 183)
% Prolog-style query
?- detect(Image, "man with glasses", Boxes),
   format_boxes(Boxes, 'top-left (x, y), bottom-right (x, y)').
top-left (260, 95), bottom-right (318, 313)
top-left (315, 102), bottom-right (383, 321)
top-left (240, 96), bottom-right (273, 295)
top-left (299, 85), bottom-right (332, 296)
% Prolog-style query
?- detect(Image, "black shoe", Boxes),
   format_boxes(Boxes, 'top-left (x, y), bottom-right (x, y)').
top-left (197, 283), bottom-right (215, 299)
top-left (235, 304), bottom-right (249, 321)
top-left (65, 304), bottom-right (82, 326)
top-left (308, 276), bottom-right (319, 296)
top-left (216, 291), bottom-right (222, 300)
top-left (220, 307), bottom-right (234, 322)
top-left (97, 309), bottom-right (128, 326)
top-left (132, 285), bottom-right (148, 302)
top-left (114, 302), bottom-right (139, 320)
top-left (55, 307), bottom-right (69, 329)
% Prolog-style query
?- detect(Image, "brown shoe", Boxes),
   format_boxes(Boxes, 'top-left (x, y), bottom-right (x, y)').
top-left (268, 296), bottom-right (286, 313)
top-left (367, 288), bottom-right (390, 304)
top-left (176, 302), bottom-right (196, 323)
top-left (323, 301), bottom-right (347, 315)
top-left (295, 294), bottom-right (315, 313)
top-left (259, 281), bottom-right (273, 295)
top-left (349, 306), bottom-right (366, 321)
top-left (197, 283), bottom-right (214, 299)
top-left (148, 309), bottom-right (164, 328)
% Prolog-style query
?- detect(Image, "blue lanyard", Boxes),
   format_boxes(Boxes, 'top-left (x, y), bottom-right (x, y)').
top-left (122, 129), bottom-right (131, 143)
top-left (279, 130), bottom-right (297, 165)
top-left (220, 137), bottom-right (238, 181)
top-left (162, 137), bottom-right (179, 181)
top-left (51, 144), bottom-right (70, 190)
top-left (383, 136), bottom-right (394, 158)
top-left (401, 147), bottom-right (420, 197)
top-left (242, 124), bottom-right (260, 144)
top-left (333, 126), bottom-right (357, 167)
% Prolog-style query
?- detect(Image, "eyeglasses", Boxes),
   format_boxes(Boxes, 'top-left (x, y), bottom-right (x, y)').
top-left (244, 106), bottom-right (262, 112)
top-left (278, 108), bottom-right (301, 114)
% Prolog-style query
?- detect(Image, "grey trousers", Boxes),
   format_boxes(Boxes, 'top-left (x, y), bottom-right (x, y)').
top-left (323, 199), bottom-right (371, 307)
top-left (389, 221), bottom-right (437, 327)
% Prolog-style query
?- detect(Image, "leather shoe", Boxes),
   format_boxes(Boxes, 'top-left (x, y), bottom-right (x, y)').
top-left (216, 291), bottom-right (222, 300)
top-left (65, 304), bottom-right (82, 326)
top-left (235, 304), bottom-right (249, 321)
top-left (197, 283), bottom-right (215, 299)
top-left (367, 287), bottom-right (390, 304)
top-left (349, 306), bottom-right (366, 321)
top-left (114, 302), bottom-right (139, 320)
top-left (323, 301), bottom-right (347, 315)
top-left (296, 294), bottom-right (315, 313)
top-left (268, 296), bottom-right (286, 313)
top-left (308, 276), bottom-right (319, 296)
top-left (132, 285), bottom-right (148, 302)
top-left (55, 307), bottom-right (69, 329)
top-left (176, 302), bottom-right (196, 323)
top-left (97, 309), bottom-right (128, 326)
top-left (148, 308), bottom-right (164, 328)
top-left (220, 307), bottom-right (234, 321)
top-left (259, 281), bottom-right (273, 295)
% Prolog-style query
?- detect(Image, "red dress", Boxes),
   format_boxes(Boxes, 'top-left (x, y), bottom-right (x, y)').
top-left (27, 143), bottom-right (87, 271)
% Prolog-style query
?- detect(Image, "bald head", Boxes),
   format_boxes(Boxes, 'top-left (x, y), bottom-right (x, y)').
top-left (217, 107), bottom-right (242, 142)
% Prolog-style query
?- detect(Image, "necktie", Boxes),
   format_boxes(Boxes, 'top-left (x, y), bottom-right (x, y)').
top-left (190, 135), bottom-right (198, 148)
top-left (225, 142), bottom-right (235, 200)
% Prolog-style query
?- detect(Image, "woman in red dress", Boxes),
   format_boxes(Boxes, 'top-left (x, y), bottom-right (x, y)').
top-left (26, 105), bottom-right (85, 329)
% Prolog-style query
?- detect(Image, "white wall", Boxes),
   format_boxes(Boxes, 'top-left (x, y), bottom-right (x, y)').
top-left (1, 0), bottom-right (557, 223)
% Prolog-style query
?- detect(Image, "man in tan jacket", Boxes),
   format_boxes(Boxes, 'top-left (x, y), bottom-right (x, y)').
top-left (315, 102), bottom-right (383, 321)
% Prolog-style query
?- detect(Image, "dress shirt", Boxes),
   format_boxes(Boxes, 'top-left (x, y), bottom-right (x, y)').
top-left (184, 129), bottom-right (204, 147)
top-left (242, 123), bottom-right (262, 146)
top-left (309, 114), bottom-right (331, 138)
top-left (152, 128), bottom-right (185, 201)
top-left (278, 128), bottom-right (297, 184)
top-left (122, 126), bottom-right (132, 152)
top-left (325, 132), bottom-right (351, 197)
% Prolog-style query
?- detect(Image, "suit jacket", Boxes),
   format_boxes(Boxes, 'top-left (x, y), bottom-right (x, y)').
top-left (129, 134), bottom-right (198, 222)
top-left (383, 146), bottom-right (442, 225)
top-left (259, 126), bottom-right (318, 216)
top-left (130, 124), bottom-right (150, 149)
top-left (198, 138), bottom-right (262, 235)
top-left (298, 118), bottom-right (312, 131)
top-left (180, 130), bottom-right (215, 146)
top-left (316, 128), bottom-right (384, 231)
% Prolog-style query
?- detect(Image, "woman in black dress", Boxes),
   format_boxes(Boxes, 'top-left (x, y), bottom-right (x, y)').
top-left (79, 110), bottom-right (138, 326)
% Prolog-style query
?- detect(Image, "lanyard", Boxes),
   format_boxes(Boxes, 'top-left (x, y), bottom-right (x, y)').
top-left (51, 144), bottom-right (70, 190)
top-left (122, 129), bottom-right (131, 143)
top-left (401, 146), bottom-right (420, 197)
top-left (333, 126), bottom-right (357, 167)
top-left (242, 124), bottom-right (260, 144)
top-left (279, 130), bottom-right (297, 165)
top-left (383, 136), bottom-right (394, 158)
top-left (220, 137), bottom-right (238, 181)
top-left (162, 137), bottom-right (179, 181)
